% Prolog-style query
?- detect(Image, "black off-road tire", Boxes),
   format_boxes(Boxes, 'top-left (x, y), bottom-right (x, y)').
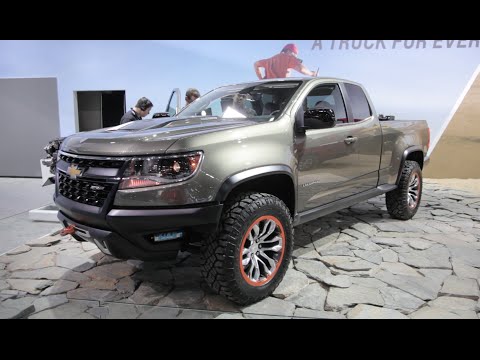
top-left (386, 160), bottom-right (423, 220)
top-left (201, 192), bottom-right (294, 305)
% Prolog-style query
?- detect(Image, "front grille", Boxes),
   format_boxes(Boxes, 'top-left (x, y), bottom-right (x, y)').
top-left (59, 154), bottom-right (125, 169)
top-left (58, 172), bottom-right (115, 207)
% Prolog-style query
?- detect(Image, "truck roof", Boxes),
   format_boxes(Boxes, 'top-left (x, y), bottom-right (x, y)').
top-left (226, 77), bottom-right (361, 88)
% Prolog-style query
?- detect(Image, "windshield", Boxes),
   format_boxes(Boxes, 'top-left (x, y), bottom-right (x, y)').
top-left (178, 81), bottom-right (303, 122)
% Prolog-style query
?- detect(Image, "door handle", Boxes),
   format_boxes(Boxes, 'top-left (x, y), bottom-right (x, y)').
top-left (344, 137), bottom-right (358, 145)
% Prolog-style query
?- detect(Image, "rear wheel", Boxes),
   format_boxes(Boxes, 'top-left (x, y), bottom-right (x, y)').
top-left (201, 192), bottom-right (293, 305)
top-left (386, 160), bottom-right (423, 220)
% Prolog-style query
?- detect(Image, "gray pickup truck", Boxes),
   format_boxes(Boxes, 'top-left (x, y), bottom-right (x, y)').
top-left (54, 78), bottom-right (430, 304)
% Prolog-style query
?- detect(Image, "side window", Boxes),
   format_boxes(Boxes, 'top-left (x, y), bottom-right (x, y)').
top-left (204, 98), bottom-right (224, 117)
top-left (189, 98), bottom-right (225, 117)
top-left (344, 83), bottom-right (372, 122)
top-left (305, 84), bottom-right (348, 124)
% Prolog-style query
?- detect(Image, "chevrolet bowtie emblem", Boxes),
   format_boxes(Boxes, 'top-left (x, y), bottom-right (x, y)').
top-left (66, 164), bottom-right (83, 179)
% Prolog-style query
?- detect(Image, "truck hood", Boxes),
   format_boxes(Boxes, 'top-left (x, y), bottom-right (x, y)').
top-left (61, 117), bottom-right (257, 156)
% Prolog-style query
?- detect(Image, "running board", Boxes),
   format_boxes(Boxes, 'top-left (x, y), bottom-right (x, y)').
top-left (294, 185), bottom-right (396, 226)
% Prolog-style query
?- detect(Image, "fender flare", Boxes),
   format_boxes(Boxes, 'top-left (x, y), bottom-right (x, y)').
top-left (396, 146), bottom-right (425, 185)
top-left (215, 165), bottom-right (295, 202)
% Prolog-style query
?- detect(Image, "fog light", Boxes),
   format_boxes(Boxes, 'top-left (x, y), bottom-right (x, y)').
top-left (153, 231), bottom-right (184, 242)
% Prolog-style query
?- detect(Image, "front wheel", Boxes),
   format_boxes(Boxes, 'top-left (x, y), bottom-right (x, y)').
top-left (386, 160), bottom-right (423, 220)
top-left (201, 193), bottom-right (294, 305)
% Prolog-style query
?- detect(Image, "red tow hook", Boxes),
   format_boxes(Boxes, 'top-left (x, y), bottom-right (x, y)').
top-left (60, 225), bottom-right (76, 236)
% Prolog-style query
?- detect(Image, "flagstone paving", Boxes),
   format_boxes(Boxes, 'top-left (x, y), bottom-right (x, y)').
top-left (1, 181), bottom-right (479, 319)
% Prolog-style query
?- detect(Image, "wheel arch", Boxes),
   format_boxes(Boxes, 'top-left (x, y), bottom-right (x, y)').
top-left (396, 146), bottom-right (425, 185)
top-left (215, 165), bottom-right (296, 216)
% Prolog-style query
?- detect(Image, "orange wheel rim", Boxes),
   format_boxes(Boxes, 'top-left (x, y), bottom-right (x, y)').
top-left (239, 215), bottom-right (286, 287)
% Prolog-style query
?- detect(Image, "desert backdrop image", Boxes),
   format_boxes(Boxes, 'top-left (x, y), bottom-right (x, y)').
top-left (425, 71), bottom-right (480, 179)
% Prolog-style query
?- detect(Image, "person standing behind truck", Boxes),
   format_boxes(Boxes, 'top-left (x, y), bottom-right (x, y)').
top-left (185, 88), bottom-right (201, 106)
top-left (120, 97), bottom-right (154, 124)
top-left (178, 88), bottom-right (201, 113)
top-left (254, 43), bottom-right (318, 80)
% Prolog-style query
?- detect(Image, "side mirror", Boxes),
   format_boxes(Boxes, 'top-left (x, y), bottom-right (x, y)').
top-left (295, 107), bottom-right (306, 133)
top-left (379, 114), bottom-right (395, 121)
top-left (304, 109), bottom-right (336, 130)
top-left (152, 112), bottom-right (171, 119)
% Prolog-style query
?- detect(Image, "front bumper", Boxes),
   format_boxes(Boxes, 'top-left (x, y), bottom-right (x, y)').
top-left (56, 196), bottom-right (223, 261)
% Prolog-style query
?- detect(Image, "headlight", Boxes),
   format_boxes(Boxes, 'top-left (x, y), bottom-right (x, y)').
top-left (119, 151), bottom-right (203, 190)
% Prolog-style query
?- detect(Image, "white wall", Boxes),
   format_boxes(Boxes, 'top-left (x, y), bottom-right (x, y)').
top-left (0, 77), bottom-right (60, 177)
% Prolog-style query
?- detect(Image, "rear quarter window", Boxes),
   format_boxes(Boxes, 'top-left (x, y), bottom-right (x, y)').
top-left (344, 83), bottom-right (372, 122)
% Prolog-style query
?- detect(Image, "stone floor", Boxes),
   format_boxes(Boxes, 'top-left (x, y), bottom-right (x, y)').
top-left (1, 181), bottom-right (479, 319)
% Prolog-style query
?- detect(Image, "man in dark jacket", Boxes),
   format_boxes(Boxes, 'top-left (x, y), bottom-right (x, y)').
top-left (120, 97), bottom-right (154, 124)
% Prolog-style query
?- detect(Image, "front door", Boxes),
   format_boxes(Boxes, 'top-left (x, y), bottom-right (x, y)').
top-left (166, 88), bottom-right (182, 116)
top-left (297, 83), bottom-right (370, 212)
top-left (152, 88), bottom-right (182, 119)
